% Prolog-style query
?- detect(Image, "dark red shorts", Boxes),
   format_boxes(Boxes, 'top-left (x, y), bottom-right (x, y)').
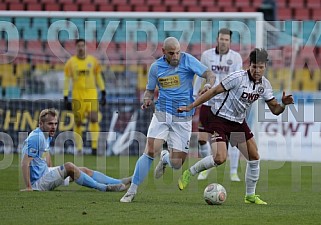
top-left (198, 104), bottom-right (213, 132)
top-left (205, 111), bottom-right (253, 147)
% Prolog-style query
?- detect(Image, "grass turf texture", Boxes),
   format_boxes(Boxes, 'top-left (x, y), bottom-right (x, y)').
top-left (1, 153), bottom-right (321, 225)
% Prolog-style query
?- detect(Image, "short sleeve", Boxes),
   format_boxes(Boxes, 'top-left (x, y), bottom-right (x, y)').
top-left (221, 72), bottom-right (241, 91)
top-left (146, 63), bottom-right (158, 90)
top-left (23, 136), bottom-right (40, 158)
top-left (186, 54), bottom-right (208, 77)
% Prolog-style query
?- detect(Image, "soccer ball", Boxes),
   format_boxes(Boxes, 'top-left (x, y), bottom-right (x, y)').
top-left (203, 183), bottom-right (227, 205)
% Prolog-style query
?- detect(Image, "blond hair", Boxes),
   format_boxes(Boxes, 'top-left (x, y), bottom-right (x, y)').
top-left (39, 108), bottom-right (59, 123)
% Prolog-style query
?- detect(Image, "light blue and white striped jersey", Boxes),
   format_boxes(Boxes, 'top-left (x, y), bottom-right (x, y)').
top-left (146, 52), bottom-right (208, 117)
top-left (21, 127), bottom-right (51, 184)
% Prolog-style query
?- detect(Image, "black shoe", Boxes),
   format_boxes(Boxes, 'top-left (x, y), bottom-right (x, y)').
top-left (91, 148), bottom-right (97, 156)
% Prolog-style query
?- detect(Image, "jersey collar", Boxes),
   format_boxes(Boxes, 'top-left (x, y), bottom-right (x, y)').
top-left (215, 47), bottom-right (229, 55)
top-left (247, 70), bottom-right (262, 90)
top-left (247, 70), bottom-right (262, 84)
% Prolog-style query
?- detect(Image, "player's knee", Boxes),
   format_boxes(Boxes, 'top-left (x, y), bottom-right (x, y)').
top-left (214, 156), bottom-right (226, 165)
top-left (171, 161), bottom-right (183, 170)
top-left (64, 162), bottom-right (76, 172)
top-left (79, 167), bottom-right (92, 176)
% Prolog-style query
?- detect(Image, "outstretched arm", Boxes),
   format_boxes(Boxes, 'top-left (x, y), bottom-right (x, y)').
top-left (266, 91), bottom-right (294, 115)
top-left (178, 83), bottom-right (225, 112)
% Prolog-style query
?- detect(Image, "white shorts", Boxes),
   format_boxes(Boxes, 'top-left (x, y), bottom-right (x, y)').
top-left (147, 111), bottom-right (192, 153)
top-left (32, 166), bottom-right (70, 191)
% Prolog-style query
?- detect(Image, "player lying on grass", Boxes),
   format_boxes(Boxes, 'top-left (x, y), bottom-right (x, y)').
top-left (177, 48), bottom-right (294, 205)
top-left (21, 108), bottom-right (131, 192)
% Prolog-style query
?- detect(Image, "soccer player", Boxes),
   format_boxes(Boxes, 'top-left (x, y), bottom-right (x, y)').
top-left (63, 39), bottom-right (106, 155)
top-left (177, 48), bottom-right (294, 205)
top-left (193, 28), bottom-right (243, 181)
top-left (120, 37), bottom-right (216, 203)
top-left (20, 108), bottom-right (131, 192)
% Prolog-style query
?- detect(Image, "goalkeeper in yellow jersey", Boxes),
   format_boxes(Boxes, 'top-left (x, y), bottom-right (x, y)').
top-left (63, 39), bottom-right (106, 155)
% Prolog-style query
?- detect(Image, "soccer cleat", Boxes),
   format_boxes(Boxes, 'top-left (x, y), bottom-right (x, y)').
top-left (230, 173), bottom-right (241, 182)
top-left (120, 192), bottom-right (136, 203)
top-left (154, 150), bottom-right (168, 179)
top-left (197, 169), bottom-right (212, 180)
top-left (244, 194), bottom-right (267, 205)
top-left (106, 183), bottom-right (127, 192)
top-left (178, 169), bottom-right (192, 190)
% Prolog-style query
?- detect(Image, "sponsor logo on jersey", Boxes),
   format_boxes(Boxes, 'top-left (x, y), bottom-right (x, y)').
top-left (240, 92), bottom-right (259, 103)
top-left (212, 65), bottom-right (229, 73)
top-left (78, 70), bottom-right (89, 76)
top-left (227, 59), bottom-right (233, 65)
top-left (158, 75), bottom-right (180, 88)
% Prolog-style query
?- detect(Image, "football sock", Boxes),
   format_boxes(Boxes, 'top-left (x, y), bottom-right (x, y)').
top-left (245, 160), bottom-right (260, 195)
top-left (92, 171), bottom-right (121, 184)
top-left (75, 171), bottom-right (106, 191)
top-left (74, 125), bottom-right (83, 151)
top-left (127, 183), bottom-right (138, 194)
top-left (199, 142), bottom-right (211, 158)
top-left (189, 156), bottom-right (217, 175)
top-left (132, 153), bottom-right (154, 186)
top-left (89, 122), bottom-right (100, 150)
top-left (229, 146), bottom-right (240, 175)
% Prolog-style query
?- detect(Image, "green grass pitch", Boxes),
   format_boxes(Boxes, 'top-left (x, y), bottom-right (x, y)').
top-left (1, 153), bottom-right (321, 225)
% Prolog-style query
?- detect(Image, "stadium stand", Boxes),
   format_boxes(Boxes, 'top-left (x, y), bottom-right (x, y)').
top-left (0, 0), bottom-right (320, 101)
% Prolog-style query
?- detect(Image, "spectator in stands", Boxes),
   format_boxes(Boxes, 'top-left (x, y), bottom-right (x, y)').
top-left (120, 37), bottom-right (216, 203)
top-left (21, 108), bottom-right (131, 192)
top-left (193, 28), bottom-right (244, 181)
top-left (63, 39), bottom-right (106, 155)
top-left (177, 48), bottom-right (294, 205)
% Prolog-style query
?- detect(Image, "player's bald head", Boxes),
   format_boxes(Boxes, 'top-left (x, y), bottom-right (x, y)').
top-left (163, 37), bottom-right (180, 50)
top-left (162, 37), bottom-right (181, 66)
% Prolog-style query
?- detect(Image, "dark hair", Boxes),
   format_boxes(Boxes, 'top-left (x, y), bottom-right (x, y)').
top-left (76, 38), bottom-right (85, 44)
top-left (249, 48), bottom-right (269, 64)
top-left (218, 28), bottom-right (232, 37)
